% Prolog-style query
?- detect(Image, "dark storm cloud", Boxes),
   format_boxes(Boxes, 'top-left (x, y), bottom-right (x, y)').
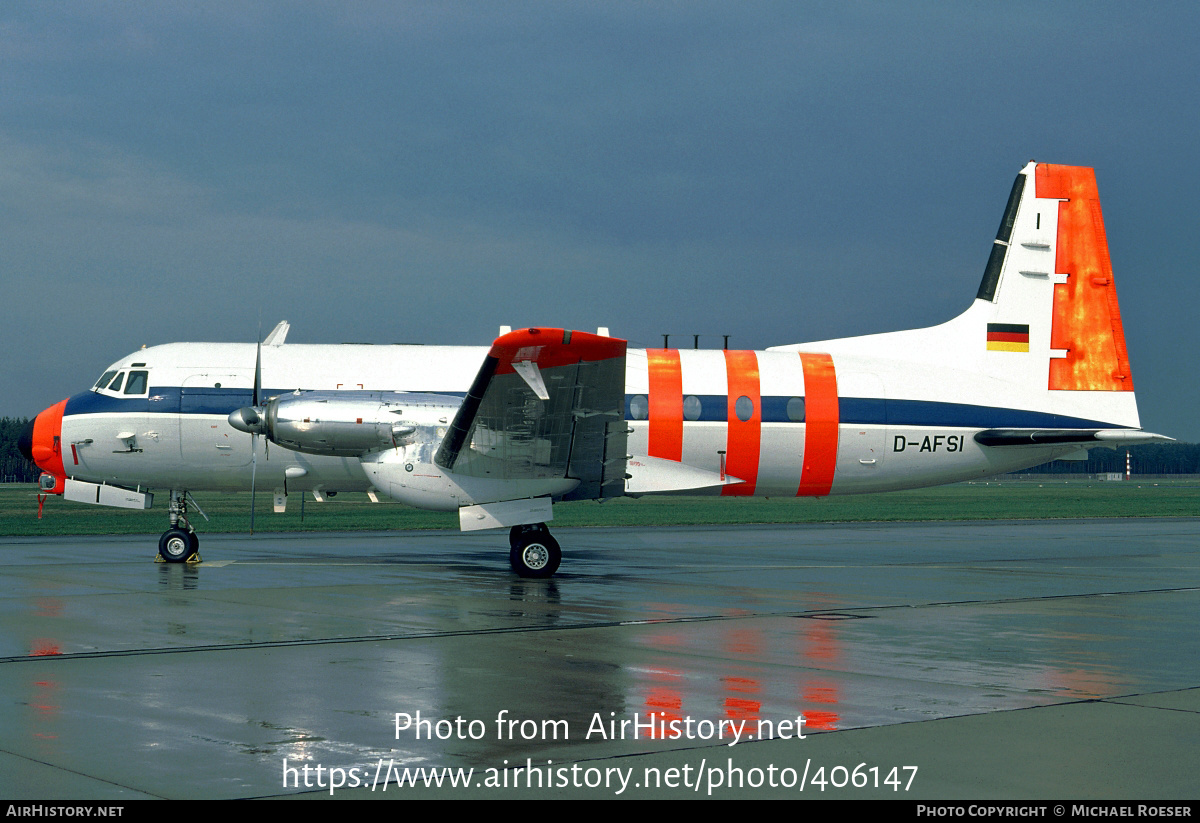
top-left (2, 2), bottom-right (1196, 439)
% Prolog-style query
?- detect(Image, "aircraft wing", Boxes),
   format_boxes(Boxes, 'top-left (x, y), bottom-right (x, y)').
top-left (434, 328), bottom-right (629, 501)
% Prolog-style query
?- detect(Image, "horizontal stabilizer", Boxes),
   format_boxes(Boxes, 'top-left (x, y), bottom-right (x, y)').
top-left (975, 429), bottom-right (1172, 448)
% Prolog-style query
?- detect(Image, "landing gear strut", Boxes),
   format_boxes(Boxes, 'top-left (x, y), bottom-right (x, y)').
top-left (159, 491), bottom-right (200, 563)
top-left (508, 523), bottom-right (560, 578)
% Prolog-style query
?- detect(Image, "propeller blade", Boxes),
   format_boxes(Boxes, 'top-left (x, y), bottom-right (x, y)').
top-left (250, 433), bottom-right (257, 535)
top-left (253, 337), bottom-right (262, 408)
top-left (248, 331), bottom-right (260, 537)
top-left (249, 327), bottom-right (263, 535)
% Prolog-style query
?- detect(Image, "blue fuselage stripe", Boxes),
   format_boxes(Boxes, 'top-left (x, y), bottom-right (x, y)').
top-left (64, 388), bottom-right (1120, 430)
top-left (623, 394), bottom-right (1117, 429)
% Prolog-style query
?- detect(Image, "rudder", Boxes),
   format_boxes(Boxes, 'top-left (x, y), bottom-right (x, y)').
top-left (1037, 164), bottom-right (1133, 392)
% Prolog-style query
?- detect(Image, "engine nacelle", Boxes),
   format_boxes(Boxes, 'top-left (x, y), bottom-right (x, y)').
top-left (228, 391), bottom-right (460, 457)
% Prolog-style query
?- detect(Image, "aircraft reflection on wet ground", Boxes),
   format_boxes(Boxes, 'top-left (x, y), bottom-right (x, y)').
top-left (1, 518), bottom-right (1198, 799)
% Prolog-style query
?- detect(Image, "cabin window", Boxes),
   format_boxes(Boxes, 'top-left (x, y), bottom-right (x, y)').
top-left (734, 395), bottom-right (754, 422)
top-left (786, 397), bottom-right (806, 422)
top-left (124, 370), bottom-right (149, 395)
top-left (628, 395), bottom-right (649, 421)
top-left (108, 372), bottom-right (125, 392)
top-left (94, 370), bottom-right (117, 390)
top-left (683, 395), bottom-right (702, 421)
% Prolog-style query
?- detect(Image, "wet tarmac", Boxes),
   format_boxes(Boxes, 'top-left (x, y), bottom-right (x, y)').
top-left (1, 518), bottom-right (1198, 799)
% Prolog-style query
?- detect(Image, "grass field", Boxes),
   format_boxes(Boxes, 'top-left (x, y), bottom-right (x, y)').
top-left (1, 479), bottom-right (1197, 537)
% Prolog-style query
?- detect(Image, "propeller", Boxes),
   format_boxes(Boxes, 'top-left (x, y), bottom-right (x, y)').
top-left (227, 334), bottom-right (266, 534)
top-left (250, 336), bottom-right (260, 534)
top-left (227, 320), bottom-right (290, 535)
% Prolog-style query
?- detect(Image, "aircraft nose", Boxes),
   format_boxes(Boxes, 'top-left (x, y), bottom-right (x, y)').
top-left (17, 418), bottom-right (35, 462)
top-left (26, 399), bottom-right (69, 476)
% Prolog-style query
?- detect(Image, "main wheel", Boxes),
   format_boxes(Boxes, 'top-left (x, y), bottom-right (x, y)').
top-left (509, 533), bottom-right (561, 578)
top-left (509, 522), bottom-right (550, 548)
top-left (159, 528), bottom-right (196, 563)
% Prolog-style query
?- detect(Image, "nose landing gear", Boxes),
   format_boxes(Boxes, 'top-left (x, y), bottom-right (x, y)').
top-left (158, 491), bottom-right (201, 563)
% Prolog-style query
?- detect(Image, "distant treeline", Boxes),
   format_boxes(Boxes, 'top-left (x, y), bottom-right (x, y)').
top-left (0, 417), bottom-right (38, 482)
top-left (0, 415), bottom-right (1196, 482)
top-left (1019, 442), bottom-right (1200, 475)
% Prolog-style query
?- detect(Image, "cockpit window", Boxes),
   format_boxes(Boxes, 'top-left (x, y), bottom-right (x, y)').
top-left (94, 370), bottom-right (118, 390)
top-left (108, 372), bottom-right (125, 392)
top-left (124, 370), bottom-right (148, 395)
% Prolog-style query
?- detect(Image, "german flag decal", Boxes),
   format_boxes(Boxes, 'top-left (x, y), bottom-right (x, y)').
top-left (987, 323), bottom-right (1030, 352)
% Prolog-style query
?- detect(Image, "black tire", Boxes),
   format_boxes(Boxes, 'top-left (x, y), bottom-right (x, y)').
top-left (509, 533), bottom-right (561, 578)
top-left (159, 528), bottom-right (196, 563)
top-left (509, 522), bottom-right (549, 548)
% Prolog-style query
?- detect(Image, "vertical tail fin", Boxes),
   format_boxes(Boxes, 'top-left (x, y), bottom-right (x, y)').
top-left (982, 162), bottom-right (1134, 393)
top-left (775, 160), bottom-right (1144, 430)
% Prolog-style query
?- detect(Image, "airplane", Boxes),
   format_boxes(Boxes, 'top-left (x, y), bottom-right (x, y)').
top-left (19, 161), bottom-right (1170, 577)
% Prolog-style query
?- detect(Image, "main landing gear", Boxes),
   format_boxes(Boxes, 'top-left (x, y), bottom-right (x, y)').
top-left (508, 523), bottom-right (560, 578)
top-left (158, 491), bottom-right (200, 563)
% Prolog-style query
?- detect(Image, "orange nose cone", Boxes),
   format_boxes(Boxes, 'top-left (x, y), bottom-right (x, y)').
top-left (30, 399), bottom-right (68, 478)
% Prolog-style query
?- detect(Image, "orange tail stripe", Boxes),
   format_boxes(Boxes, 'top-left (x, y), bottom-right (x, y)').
top-left (646, 349), bottom-right (683, 461)
top-left (722, 349), bottom-right (760, 496)
top-left (797, 353), bottom-right (839, 496)
top-left (1036, 164), bottom-right (1133, 391)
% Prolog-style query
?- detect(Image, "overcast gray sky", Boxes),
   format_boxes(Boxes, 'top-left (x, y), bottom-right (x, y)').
top-left (4, 2), bottom-right (1197, 440)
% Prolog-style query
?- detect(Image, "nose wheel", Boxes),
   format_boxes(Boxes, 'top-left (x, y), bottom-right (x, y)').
top-left (158, 528), bottom-right (199, 563)
top-left (158, 490), bottom-right (201, 563)
top-left (508, 524), bottom-right (561, 578)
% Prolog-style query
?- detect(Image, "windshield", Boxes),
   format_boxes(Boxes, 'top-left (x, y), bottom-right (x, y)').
top-left (124, 370), bottom-right (148, 395)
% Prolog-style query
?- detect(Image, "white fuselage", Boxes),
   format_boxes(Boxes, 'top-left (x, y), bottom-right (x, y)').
top-left (56, 334), bottom-right (1119, 501)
